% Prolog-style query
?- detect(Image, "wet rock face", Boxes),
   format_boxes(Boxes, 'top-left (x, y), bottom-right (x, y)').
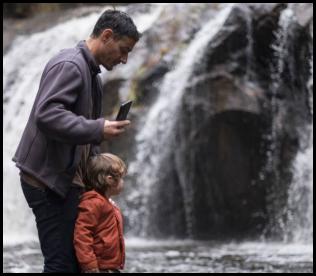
top-left (175, 87), bottom-right (270, 238)
top-left (136, 60), bottom-right (170, 105)
top-left (144, 4), bottom-right (312, 239)
top-left (188, 112), bottom-right (268, 238)
top-left (143, 5), bottom-right (274, 238)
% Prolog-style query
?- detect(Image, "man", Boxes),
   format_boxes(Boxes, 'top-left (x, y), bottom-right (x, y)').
top-left (12, 10), bottom-right (141, 273)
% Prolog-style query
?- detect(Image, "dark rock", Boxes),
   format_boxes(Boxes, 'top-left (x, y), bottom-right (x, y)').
top-left (100, 78), bottom-right (123, 118)
top-left (136, 60), bottom-right (170, 105)
top-left (134, 3), bottom-right (312, 239)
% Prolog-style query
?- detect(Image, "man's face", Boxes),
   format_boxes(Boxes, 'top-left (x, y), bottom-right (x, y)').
top-left (98, 31), bottom-right (137, 71)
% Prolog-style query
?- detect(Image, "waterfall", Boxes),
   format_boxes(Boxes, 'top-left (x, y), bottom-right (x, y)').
top-left (265, 5), bottom-right (313, 243)
top-left (268, 7), bottom-right (294, 179)
top-left (286, 125), bottom-right (313, 243)
top-left (3, 3), bottom-right (312, 245)
top-left (263, 6), bottom-right (295, 239)
top-left (285, 34), bottom-right (313, 243)
top-left (125, 4), bottom-right (234, 238)
top-left (244, 5), bottom-right (254, 83)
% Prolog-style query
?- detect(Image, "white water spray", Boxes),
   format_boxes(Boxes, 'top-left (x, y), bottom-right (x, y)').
top-left (127, 4), bottom-right (234, 237)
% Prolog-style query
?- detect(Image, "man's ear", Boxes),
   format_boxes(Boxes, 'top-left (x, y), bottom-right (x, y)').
top-left (101, 29), bottom-right (114, 42)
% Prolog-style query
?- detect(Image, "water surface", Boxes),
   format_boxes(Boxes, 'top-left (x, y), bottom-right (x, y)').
top-left (3, 239), bottom-right (313, 273)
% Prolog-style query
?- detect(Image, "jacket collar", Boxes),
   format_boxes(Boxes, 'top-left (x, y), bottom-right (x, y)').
top-left (77, 40), bottom-right (101, 76)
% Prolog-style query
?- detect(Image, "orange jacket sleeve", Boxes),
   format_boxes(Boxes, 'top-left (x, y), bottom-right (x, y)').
top-left (74, 199), bottom-right (100, 271)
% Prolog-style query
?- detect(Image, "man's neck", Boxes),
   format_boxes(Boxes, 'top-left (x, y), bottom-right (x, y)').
top-left (85, 38), bottom-right (100, 65)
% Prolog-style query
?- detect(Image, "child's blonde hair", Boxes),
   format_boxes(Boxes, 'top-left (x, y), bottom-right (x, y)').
top-left (85, 153), bottom-right (127, 194)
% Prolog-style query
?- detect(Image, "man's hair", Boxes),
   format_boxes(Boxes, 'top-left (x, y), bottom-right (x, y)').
top-left (91, 9), bottom-right (141, 41)
top-left (86, 153), bottom-right (127, 194)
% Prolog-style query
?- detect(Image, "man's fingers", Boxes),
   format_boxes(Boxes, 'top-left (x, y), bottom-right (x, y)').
top-left (103, 120), bottom-right (130, 140)
top-left (113, 120), bottom-right (131, 127)
top-left (114, 128), bottom-right (125, 135)
top-left (105, 120), bottom-right (130, 127)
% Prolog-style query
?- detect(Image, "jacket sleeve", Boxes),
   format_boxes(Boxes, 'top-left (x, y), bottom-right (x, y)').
top-left (90, 144), bottom-right (102, 156)
top-left (34, 61), bottom-right (105, 145)
top-left (74, 200), bottom-right (100, 271)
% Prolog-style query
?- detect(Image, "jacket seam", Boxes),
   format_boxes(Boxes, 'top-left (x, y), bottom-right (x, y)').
top-left (45, 60), bottom-right (83, 82)
top-left (21, 128), bottom-right (38, 164)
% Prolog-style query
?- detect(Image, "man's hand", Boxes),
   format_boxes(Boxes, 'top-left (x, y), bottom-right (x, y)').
top-left (103, 120), bottom-right (130, 140)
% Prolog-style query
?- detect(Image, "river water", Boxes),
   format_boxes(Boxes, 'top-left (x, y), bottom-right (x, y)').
top-left (3, 239), bottom-right (313, 273)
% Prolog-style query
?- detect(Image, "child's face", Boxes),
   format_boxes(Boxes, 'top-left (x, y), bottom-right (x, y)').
top-left (111, 177), bottom-right (124, 196)
top-left (105, 175), bottom-right (124, 197)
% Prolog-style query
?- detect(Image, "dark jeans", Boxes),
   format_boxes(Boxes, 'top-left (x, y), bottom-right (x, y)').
top-left (21, 179), bottom-right (83, 273)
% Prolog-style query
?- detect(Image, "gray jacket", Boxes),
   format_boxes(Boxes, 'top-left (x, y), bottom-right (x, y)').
top-left (13, 41), bottom-right (105, 198)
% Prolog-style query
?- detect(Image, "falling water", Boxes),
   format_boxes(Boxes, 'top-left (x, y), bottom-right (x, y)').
top-left (244, 5), bottom-right (254, 83)
top-left (264, 5), bottom-right (313, 243)
top-left (267, 7), bottom-right (294, 178)
top-left (284, 35), bottom-right (313, 243)
top-left (126, 4), bottom-right (234, 238)
top-left (263, 6), bottom-right (294, 239)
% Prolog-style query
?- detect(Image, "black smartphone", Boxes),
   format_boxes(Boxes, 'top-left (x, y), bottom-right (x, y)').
top-left (116, 100), bottom-right (133, 121)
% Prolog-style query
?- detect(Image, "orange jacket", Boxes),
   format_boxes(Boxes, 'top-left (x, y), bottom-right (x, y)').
top-left (74, 190), bottom-right (125, 271)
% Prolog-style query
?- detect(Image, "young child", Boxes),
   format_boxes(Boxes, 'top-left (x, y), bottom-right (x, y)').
top-left (74, 153), bottom-right (127, 273)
